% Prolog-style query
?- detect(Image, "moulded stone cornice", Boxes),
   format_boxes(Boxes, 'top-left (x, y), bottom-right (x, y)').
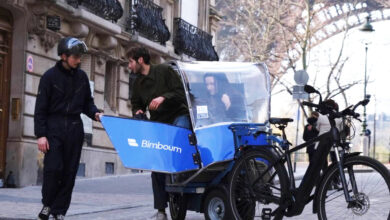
top-left (71, 8), bottom-right (121, 35)
top-left (27, 4), bottom-right (61, 52)
top-left (70, 22), bottom-right (89, 38)
top-left (41, 0), bottom-right (122, 37)
top-left (209, 6), bottom-right (221, 22)
top-left (39, 30), bottom-right (62, 52)
top-left (99, 35), bottom-right (118, 51)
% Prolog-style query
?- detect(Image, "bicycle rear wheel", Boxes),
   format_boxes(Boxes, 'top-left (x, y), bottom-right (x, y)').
top-left (317, 155), bottom-right (390, 220)
top-left (228, 148), bottom-right (289, 220)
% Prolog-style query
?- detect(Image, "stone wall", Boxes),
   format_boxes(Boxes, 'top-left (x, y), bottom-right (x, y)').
top-left (2, 0), bottom-right (218, 186)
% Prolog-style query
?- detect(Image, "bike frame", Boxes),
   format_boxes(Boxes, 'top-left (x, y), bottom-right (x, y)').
top-left (270, 115), bottom-right (356, 217)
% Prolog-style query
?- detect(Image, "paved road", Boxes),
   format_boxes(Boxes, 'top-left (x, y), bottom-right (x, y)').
top-left (0, 164), bottom-right (389, 220)
top-left (0, 172), bottom-right (319, 220)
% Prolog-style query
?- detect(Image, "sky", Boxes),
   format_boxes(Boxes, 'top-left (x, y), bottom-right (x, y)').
top-left (272, 19), bottom-right (390, 119)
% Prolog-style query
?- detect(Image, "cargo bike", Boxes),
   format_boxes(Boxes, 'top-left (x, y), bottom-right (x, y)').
top-left (101, 61), bottom-right (273, 219)
top-left (101, 61), bottom-right (390, 220)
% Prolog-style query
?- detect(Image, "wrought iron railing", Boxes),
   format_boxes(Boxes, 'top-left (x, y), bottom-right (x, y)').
top-left (173, 18), bottom-right (218, 61)
top-left (66, 0), bottom-right (123, 22)
top-left (126, 0), bottom-right (170, 45)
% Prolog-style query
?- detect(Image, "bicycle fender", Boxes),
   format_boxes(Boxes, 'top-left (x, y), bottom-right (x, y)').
top-left (312, 152), bottom-right (361, 213)
top-left (241, 145), bottom-right (284, 162)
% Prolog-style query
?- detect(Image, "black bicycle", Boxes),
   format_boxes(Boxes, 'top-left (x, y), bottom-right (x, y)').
top-left (228, 85), bottom-right (390, 219)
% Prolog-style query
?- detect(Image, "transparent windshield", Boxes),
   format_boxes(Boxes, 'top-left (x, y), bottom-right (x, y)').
top-left (176, 62), bottom-right (270, 128)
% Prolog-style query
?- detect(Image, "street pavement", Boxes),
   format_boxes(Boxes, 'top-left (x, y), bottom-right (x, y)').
top-left (0, 163), bottom-right (389, 220)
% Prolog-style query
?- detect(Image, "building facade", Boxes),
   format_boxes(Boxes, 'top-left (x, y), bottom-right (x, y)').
top-left (0, 0), bottom-right (219, 187)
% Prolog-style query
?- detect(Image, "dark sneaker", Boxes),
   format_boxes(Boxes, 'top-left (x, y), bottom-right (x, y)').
top-left (37, 206), bottom-right (50, 220)
top-left (54, 214), bottom-right (65, 220)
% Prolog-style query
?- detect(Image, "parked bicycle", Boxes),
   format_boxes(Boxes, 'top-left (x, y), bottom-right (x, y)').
top-left (228, 85), bottom-right (390, 219)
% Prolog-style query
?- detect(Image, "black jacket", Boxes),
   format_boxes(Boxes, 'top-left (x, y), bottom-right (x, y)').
top-left (303, 120), bottom-right (319, 153)
top-left (34, 61), bottom-right (99, 138)
top-left (131, 64), bottom-right (189, 124)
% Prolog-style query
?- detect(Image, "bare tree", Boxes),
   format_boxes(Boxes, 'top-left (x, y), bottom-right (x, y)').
top-left (216, 0), bottom-right (305, 76)
top-left (216, 0), bottom-right (368, 119)
top-left (374, 0), bottom-right (390, 7)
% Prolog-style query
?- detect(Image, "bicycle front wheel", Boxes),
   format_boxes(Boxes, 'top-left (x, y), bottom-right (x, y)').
top-left (317, 155), bottom-right (390, 220)
top-left (228, 148), bottom-right (289, 220)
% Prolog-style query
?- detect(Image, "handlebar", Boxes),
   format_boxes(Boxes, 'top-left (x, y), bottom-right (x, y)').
top-left (302, 98), bottom-right (369, 120)
top-left (302, 101), bottom-right (318, 108)
top-left (303, 85), bottom-right (370, 121)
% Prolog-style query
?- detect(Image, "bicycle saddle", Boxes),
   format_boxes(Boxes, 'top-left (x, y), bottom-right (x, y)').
top-left (269, 117), bottom-right (294, 125)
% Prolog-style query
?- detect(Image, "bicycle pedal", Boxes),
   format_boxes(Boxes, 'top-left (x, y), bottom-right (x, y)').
top-left (261, 208), bottom-right (272, 220)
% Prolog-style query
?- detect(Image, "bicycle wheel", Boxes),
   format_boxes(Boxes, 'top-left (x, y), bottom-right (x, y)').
top-left (228, 148), bottom-right (289, 220)
top-left (317, 155), bottom-right (390, 220)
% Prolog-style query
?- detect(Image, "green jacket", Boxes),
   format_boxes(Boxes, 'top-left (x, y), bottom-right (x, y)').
top-left (131, 64), bottom-right (189, 124)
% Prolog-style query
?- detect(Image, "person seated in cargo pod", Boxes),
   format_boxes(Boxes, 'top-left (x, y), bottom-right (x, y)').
top-left (194, 73), bottom-right (244, 125)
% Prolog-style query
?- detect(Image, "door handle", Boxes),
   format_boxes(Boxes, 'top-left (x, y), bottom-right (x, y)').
top-left (0, 108), bottom-right (2, 112)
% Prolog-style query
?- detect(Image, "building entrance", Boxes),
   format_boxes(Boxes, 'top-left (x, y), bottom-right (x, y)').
top-left (0, 8), bottom-right (12, 180)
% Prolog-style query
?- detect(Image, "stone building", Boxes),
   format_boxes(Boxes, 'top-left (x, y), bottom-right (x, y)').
top-left (0, 0), bottom-right (219, 187)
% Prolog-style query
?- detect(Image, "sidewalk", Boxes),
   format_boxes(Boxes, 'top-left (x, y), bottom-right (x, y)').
top-left (0, 172), bottom-right (155, 220)
top-left (0, 163), bottom-right (308, 220)
top-left (0, 164), bottom-right (311, 220)
top-left (2, 162), bottom-right (386, 220)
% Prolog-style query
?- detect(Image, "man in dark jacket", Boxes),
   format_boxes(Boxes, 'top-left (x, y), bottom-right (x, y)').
top-left (127, 47), bottom-right (190, 220)
top-left (34, 37), bottom-right (102, 220)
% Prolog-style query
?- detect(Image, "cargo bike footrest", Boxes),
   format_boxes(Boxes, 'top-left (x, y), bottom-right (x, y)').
top-left (165, 182), bottom-right (207, 194)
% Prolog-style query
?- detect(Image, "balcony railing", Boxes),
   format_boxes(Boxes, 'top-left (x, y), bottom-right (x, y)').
top-left (173, 18), bottom-right (218, 61)
top-left (126, 0), bottom-right (170, 45)
top-left (66, 0), bottom-right (123, 22)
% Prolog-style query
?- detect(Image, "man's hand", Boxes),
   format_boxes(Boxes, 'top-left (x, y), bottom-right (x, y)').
top-left (221, 94), bottom-right (231, 110)
top-left (38, 137), bottom-right (50, 153)
top-left (135, 109), bottom-right (144, 115)
top-left (149, 96), bottom-right (165, 111)
top-left (95, 112), bottom-right (103, 122)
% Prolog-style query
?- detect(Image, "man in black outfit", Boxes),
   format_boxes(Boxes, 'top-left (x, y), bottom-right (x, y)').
top-left (34, 37), bottom-right (102, 220)
top-left (127, 47), bottom-right (190, 220)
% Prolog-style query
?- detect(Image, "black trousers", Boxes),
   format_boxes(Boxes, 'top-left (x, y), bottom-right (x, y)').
top-left (308, 148), bottom-right (327, 175)
top-left (307, 144), bottom-right (316, 164)
top-left (151, 115), bottom-right (191, 210)
top-left (151, 172), bottom-right (168, 210)
top-left (42, 120), bottom-right (84, 215)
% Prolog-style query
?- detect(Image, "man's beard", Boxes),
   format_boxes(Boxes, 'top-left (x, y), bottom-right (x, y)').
top-left (135, 64), bottom-right (142, 74)
top-left (72, 63), bottom-right (81, 69)
top-left (63, 59), bottom-right (81, 70)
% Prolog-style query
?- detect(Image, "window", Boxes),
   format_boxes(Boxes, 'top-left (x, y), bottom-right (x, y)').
top-left (128, 72), bottom-right (138, 100)
top-left (105, 162), bottom-right (115, 175)
top-left (180, 0), bottom-right (198, 27)
top-left (104, 61), bottom-right (118, 111)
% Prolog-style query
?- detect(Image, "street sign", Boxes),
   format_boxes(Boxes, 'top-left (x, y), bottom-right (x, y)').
top-left (292, 85), bottom-right (309, 100)
top-left (26, 55), bottom-right (33, 73)
top-left (46, 15), bottom-right (61, 31)
top-left (294, 70), bottom-right (309, 85)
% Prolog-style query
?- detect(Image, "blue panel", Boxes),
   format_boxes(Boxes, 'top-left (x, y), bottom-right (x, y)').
top-left (101, 116), bottom-right (198, 173)
top-left (241, 133), bottom-right (268, 146)
top-left (195, 124), bottom-right (236, 166)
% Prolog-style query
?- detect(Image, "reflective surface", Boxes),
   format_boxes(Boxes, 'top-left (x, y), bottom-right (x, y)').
top-left (176, 62), bottom-right (270, 129)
